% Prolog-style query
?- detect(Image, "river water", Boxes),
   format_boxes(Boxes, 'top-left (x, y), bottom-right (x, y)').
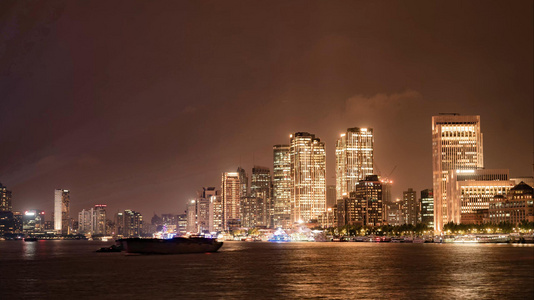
top-left (0, 240), bottom-right (533, 299)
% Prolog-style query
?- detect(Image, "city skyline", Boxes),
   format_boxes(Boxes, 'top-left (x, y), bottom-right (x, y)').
top-left (0, 1), bottom-right (532, 218)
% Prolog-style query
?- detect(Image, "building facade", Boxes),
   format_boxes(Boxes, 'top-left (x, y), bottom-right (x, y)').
top-left (251, 166), bottom-right (272, 227)
top-left (354, 175), bottom-right (383, 226)
top-left (0, 183), bottom-right (12, 212)
top-left (273, 145), bottom-right (291, 228)
top-left (222, 172), bottom-right (241, 230)
top-left (488, 182), bottom-right (533, 224)
top-left (420, 189), bottom-right (434, 228)
top-left (290, 132), bottom-right (326, 223)
top-left (403, 188), bottom-right (419, 226)
top-left (54, 189), bottom-right (71, 235)
top-left (336, 127), bottom-right (374, 200)
top-left (432, 114), bottom-right (484, 231)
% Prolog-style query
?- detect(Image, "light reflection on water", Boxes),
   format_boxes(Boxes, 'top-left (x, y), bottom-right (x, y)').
top-left (1, 241), bottom-right (533, 299)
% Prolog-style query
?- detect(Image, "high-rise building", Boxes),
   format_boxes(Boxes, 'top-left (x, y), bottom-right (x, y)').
top-left (336, 128), bottom-right (374, 200)
top-left (402, 188), bottom-right (419, 225)
top-left (0, 183), bottom-right (12, 212)
top-left (222, 172), bottom-right (241, 230)
top-left (78, 205), bottom-right (107, 236)
top-left (119, 210), bottom-right (142, 237)
top-left (273, 145), bottom-right (291, 228)
top-left (209, 195), bottom-right (223, 232)
top-left (290, 132), bottom-right (326, 223)
top-left (187, 187), bottom-right (218, 233)
top-left (251, 166), bottom-right (272, 227)
top-left (420, 189), bottom-right (434, 228)
top-left (354, 175), bottom-right (383, 226)
top-left (237, 167), bottom-right (249, 198)
top-left (432, 114), bottom-right (483, 231)
top-left (240, 196), bottom-right (260, 228)
top-left (54, 189), bottom-right (71, 235)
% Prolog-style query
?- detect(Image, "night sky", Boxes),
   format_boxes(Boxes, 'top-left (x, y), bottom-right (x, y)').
top-left (1, 1), bottom-right (532, 218)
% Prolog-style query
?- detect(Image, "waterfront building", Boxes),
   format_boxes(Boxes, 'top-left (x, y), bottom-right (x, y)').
top-left (290, 132), bottom-right (326, 223)
top-left (187, 187), bottom-right (217, 233)
top-left (335, 128), bottom-right (374, 200)
top-left (354, 175), bottom-right (383, 226)
top-left (488, 182), bottom-right (533, 224)
top-left (386, 199), bottom-right (404, 226)
top-left (336, 193), bottom-right (367, 227)
top-left (445, 169), bottom-right (515, 223)
top-left (318, 207), bottom-right (336, 228)
top-left (432, 114), bottom-right (483, 231)
top-left (0, 183), bottom-right (12, 212)
top-left (240, 196), bottom-right (260, 228)
top-left (177, 213), bottom-right (187, 235)
top-left (420, 189), bottom-right (434, 228)
top-left (54, 189), bottom-right (71, 235)
top-left (251, 166), bottom-right (272, 227)
top-left (402, 188), bottom-right (419, 226)
top-left (78, 205), bottom-right (107, 236)
top-left (511, 176), bottom-right (534, 188)
top-left (222, 172), bottom-right (241, 230)
top-left (116, 210), bottom-right (142, 237)
top-left (209, 195), bottom-right (223, 232)
top-left (273, 144), bottom-right (291, 228)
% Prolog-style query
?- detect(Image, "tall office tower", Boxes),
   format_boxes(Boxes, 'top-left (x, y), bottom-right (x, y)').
top-left (402, 188), bottom-right (419, 225)
top-left (121, 210), bottom-right (142, 237)
top-left (177, 213), bottom-right (187, 235)
top-left (336, 128), bottom-right (374, 200)
top-left (290, 132), bottom-right (326, 223)
top-left (222, 172), bottom-right (241, 230)
top-left (0, 183), bottom-right (12, 212)
top-left (251, 166), bottom-right (272, 227)
top-left (420, 189), bottom-right (434, 229)
top-left (237, 167), bottom-right (249, 198)
top-left (186, 200), bottom-right (197, 233)
top-left (92, 205), bottom-right (107, 235)
top-left (326, 185), bottom-right (336, 208)
top-left (209, 194), bottom-right (224, 232)
top-left (432, 114), bottom-right (483, 231)
top-left (273, 145), bottom-right (291, 228)
top-left (354, 175), bottom-right (383, 226)
top-left (54, 189), bottom-right (71, 235)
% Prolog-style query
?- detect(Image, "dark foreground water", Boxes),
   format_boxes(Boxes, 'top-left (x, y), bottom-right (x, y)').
top-left (0, 241), bottom-right (533, 299)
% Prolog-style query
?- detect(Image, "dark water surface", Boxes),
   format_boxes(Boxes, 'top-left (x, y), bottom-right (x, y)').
top-left (0, 240), bottom-right (533, 299)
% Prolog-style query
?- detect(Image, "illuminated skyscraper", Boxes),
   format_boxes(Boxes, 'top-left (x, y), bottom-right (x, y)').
top-left (336, 127), bottom-right (374, 200)
top-left (354, 175), bottom-right (384, 226)
top-left (290, 132), bottom-right (326, 223)
top-left (251, 166), bottom-right (272, 227)
top-left (54, 189), bottom-right (71, 235)
top-left (432, 114), bottom-right (483, 231)
top-left (222, 172), bottom-right (241, 230)
top-left (273, 145), bottom-right (291, 227)
top-left (188, 187), bottom-right (218, 233)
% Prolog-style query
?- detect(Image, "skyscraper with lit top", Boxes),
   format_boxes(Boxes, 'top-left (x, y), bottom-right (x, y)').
top-left (54, 189), bottom-right (71, 235)
top-left (290, 132), bottom-right (326, 223)
top-left (336, 127), bottom-right (374, 200)
top-left (222, 172), bottom-right (241, 230)
top-left (432, 114), bottom-right (483, 232)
